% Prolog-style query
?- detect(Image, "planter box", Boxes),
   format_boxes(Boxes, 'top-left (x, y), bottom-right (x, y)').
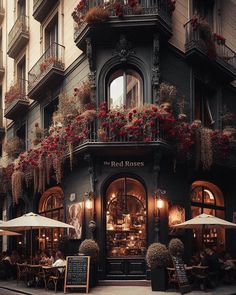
top-left (150, 267), bottom-right (166, 291)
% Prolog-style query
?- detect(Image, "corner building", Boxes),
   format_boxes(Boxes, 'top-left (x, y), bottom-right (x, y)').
top-left (0, 0), bottom-right (236, 280)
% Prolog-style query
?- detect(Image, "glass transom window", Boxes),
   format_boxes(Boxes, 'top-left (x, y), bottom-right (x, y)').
top-left (108, 69), bottom-right (143, 109)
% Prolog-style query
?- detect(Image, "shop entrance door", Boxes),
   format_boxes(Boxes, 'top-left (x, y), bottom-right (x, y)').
top-left (105, 177), bottom-right (147, 279)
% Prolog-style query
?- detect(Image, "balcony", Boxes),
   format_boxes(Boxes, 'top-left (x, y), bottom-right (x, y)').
top-left (28, 42), bottom-right (65, 101)
top-left (0, 0), bottom-right (5, 25)
top-left (0, 50), bottom-right (5, 81)
top-left (74, 0), bottom-right (173, 51)
top-left (66, 116), bottom-right (170, 158)
top-left (4, 79), bottom-right (30, 120)
top-left (33, 0), bottom-right (59, 22)
top-left (7, 14), bottom-right (29, 59)
top-left (184, 20), bottom-right (236, 81)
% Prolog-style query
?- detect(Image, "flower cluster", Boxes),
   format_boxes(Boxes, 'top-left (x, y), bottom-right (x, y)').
top-left (39, 56), bottom-right (61, 73)
top-left (5, 84), bottom-right (24, 107)
top-left (213, 33), bottom-right (226, 45)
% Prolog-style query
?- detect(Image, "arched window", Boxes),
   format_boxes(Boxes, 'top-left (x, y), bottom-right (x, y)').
top-left (38, 187), bottom-right (64, 251)
top-left (107, 69), bottom-right (143, 109)
top-left (191, 181), bottom-right (225, 251)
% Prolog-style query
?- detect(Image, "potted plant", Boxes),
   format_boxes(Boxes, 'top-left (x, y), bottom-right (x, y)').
top-left (79, 239), bottom-right (99, 287)
top-left (146, 242), bottom-right (170, 291)
top-left (168, 238), bottom-right (184, 258)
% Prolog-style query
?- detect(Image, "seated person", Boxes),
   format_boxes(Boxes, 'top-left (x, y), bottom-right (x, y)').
top-left (40, 250), bottom-right (52, 265)
top-left (52, 251), bottom-right (66, 270)
top-left (205, 248), bottom-right (221, 287)
top-left (199, 251), bottom-right (208, 266)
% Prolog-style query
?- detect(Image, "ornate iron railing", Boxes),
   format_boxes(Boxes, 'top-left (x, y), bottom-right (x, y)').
top-left (8, 14), bottom-right (28, 50)
top-left (185, 21), bottom-right (236, 71)
top-left (28, 42), bottom-right (65, 92)
top-left (70, 117), bottom-right (166, 148)
top-left (5, 78), bottom-right (29, 111)
top-left (74, 0), bottom-right (172, 38)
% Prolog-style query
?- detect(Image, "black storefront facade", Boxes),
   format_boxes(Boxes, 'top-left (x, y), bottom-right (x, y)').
top-left (5, 0), bottom-right (236, 280)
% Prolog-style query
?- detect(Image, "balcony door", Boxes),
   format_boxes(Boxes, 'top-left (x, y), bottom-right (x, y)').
top-left (105, 177), bottom-right (147, 279)
top-left (45, 14), bottom-right (58, 51)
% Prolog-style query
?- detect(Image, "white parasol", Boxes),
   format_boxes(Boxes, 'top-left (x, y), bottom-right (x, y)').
top-left (0, 212), bottom-right (74, 263)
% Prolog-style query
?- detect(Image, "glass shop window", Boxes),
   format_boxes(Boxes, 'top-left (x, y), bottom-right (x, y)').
top-left (38, 187), bottom-right (64, 251)
top-left (191, 184), bottom-right (225, 251)
top-left (194, 78), bottom-right (215, 128)
top-left (108, 69), bottom-right (143, 109)
top-left (106, 177), bottom-right (147, 257)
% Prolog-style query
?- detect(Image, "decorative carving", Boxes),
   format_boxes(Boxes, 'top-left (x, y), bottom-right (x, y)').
top-left (89, 220), bottom-right (97, 240)
top-left (86, 37), bottom-right (93, 71)
top-left (152, 33), bottom-right (161, 103)
top-left (153, 151), bottom-right (162, 189)
top-left (88, 70), bottom-right (96, 104)
top-left (84, 154), bottom-right (96, 195)
top-left (114, 34), bottom-right (134, 63)
top-left (86, 37), bottom-right (96, 104)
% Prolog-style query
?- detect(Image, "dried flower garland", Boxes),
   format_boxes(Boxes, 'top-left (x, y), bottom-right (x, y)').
top-left (12, 169), bottom-right (24, 204)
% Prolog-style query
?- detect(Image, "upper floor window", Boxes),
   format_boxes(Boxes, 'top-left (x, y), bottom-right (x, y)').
top-left (16, 123), bottom-right (26, 150)
top-left (16, 56), bottom-right (26, 94)
top-left (193, 0), bottom-right (215, 27)
top-left (44, 97), bottom-right (59, 130)
top-left (107, 69), bottom-right (143, 109)
top-left (194, 78), bottom-right (215, 128)
top-left (44, 14), bottom-right (58, 51)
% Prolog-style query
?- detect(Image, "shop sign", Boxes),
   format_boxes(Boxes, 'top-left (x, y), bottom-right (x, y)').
top-left (103, 160), bottom-right (144, 168)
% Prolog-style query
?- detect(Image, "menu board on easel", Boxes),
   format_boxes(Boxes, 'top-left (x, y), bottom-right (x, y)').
top-left (171, 256), bottom-right (191, 294)
top-left (64, 256), bottom-right (90, 293)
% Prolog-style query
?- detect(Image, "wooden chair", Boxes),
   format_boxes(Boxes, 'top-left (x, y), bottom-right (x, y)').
top-left (192, 265), bottom-right (208, 291)
top-left (44, 266), bottom-right (66, 293)
top-left (16, 263), bottom-right (29, 285)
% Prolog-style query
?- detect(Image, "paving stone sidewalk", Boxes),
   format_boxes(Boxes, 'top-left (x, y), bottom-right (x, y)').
top-left (1, 281), bottom-right (236, 295)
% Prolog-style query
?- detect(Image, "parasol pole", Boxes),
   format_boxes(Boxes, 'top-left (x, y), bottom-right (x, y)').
top-left (202, 224), bottom-right (205, 249)
top-left (31, 226), bottom-right (33, 265)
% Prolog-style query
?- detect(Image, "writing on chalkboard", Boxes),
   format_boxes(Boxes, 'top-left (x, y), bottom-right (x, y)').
top-left (171, 256), bottom-right (191, 294)
top-left (64, 256), bottom-right (90, 294)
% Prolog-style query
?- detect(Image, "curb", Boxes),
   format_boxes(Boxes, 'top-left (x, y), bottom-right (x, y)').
top-left (0, 286), bottom-right (34, 295)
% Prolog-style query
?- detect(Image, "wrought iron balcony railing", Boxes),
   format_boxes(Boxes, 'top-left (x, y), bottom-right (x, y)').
top-left (74, 0), bottom-right (172, 40)
top-left (67, 117), bottom-right (167, 154)
top-left (7, 14), bottom-right (29, 58)
top-left (28, 42), bottom-right (65, 94)
top-left (185, 21), bottom-right (236, 76)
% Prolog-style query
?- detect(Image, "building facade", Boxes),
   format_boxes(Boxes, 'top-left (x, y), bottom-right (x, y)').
top-left (0, 0), bottom-right (236, 280)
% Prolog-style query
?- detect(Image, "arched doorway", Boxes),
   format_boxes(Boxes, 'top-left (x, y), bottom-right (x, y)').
top-left (38, 186), bottom-right (64, 251)
top-left (105, 176), bottom-right (147, 279)
top-left (191, 181), bottom-right (225, 251)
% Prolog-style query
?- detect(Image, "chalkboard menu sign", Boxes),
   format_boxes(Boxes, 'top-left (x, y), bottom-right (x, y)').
top-left (64, 256), bottom-right (90, 293)
top-left (171, 256), bottom-right (191, 294)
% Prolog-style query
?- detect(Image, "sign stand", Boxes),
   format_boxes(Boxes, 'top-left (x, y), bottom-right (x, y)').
top-left (171, 256), bottom-right (191, 294)
top-left (64, 256), bottom-right (90, 293)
